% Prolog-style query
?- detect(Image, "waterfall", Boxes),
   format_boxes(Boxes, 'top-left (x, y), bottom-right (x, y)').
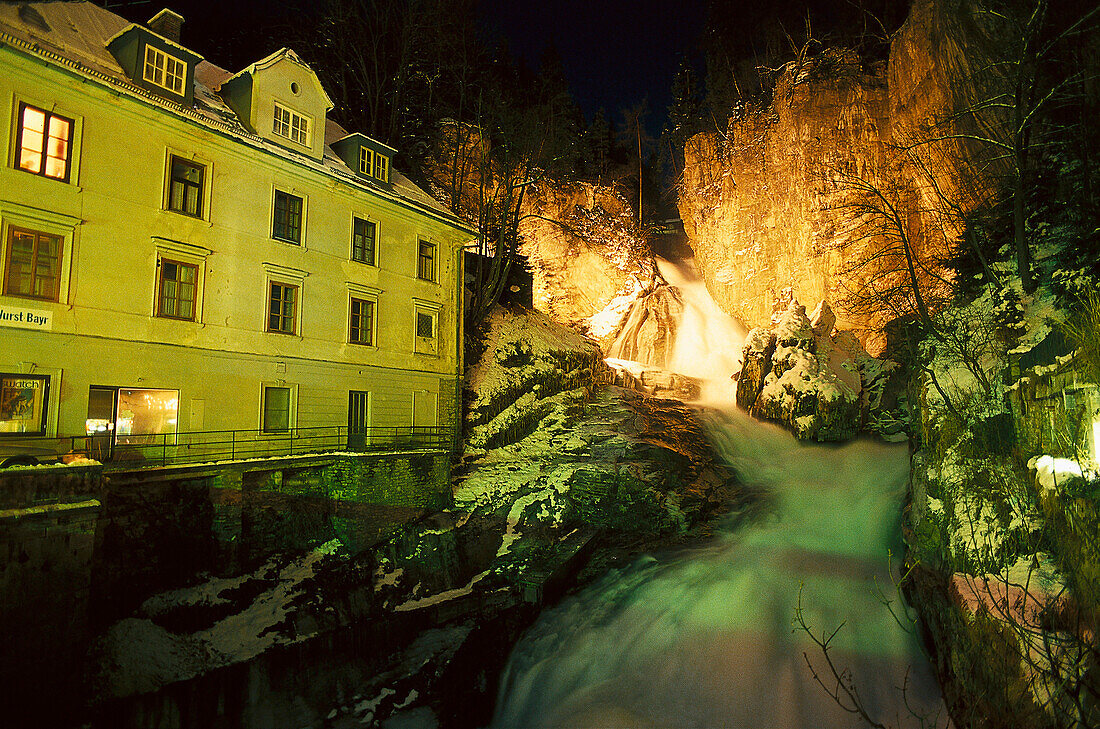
top-left (490, 260), bottom-right (948, 729)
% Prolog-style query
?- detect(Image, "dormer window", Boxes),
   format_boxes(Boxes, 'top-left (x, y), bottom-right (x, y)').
top-left (273, 102), bottom-right (311, 147)
top-left (358, 146), bottom-right (389, 182)
top-left (144, 45), bottom-right (186, 94)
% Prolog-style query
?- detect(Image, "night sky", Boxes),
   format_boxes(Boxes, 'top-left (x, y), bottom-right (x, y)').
top-left (477, 0), bottom-right (710, 132)
top-left (106, 0), bottom-right (893, 137)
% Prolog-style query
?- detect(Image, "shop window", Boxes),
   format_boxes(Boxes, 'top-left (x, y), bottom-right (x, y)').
top-left (262, 386), bottom-right (292, 433)
top-left (352, 217), bottom-right (376, 265)
top-left (0, 374), bottom-right (49, 435)
top-left (167, 156), bottom-right (205, 217)
top-left (16, 102), bottom-right (73, 182)
top-left (4, 226), bottom-right (62, 301)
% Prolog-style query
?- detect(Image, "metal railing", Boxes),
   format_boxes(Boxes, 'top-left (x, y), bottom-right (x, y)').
top-left (2, 425), bottom-right (452, 469)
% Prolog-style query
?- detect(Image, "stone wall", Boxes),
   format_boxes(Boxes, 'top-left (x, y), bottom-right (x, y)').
top-left (0, 465), bottom-right (103, 728)
top-left (0, 451), bottom-right (452, 727)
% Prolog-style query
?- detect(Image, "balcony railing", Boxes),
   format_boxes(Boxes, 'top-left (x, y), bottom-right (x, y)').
top-left (1, 425), bottom-right (453, 469)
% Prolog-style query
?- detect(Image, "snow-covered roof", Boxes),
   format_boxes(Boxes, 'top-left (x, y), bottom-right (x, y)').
top-left (0, 1), bottom-right (472, 232)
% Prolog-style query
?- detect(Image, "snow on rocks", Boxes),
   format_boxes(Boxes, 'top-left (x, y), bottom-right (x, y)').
top-left (735, 299), bottom-right (882, 441)
top-left (1029, 454), bottom-right (1089, 492)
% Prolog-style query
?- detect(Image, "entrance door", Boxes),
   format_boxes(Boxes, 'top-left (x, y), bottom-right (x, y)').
top-left (348, 390), bottom-right (371, 449)
top-left (85, 386), bottom-right (117, 460)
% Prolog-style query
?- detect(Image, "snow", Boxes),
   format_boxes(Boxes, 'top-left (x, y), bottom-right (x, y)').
top-left (99, 539), bottom-right (344, 698)
top-left (1029, 454), bottom-right (1087, 491)
top-left (587, 278), bottom-right (645, 340)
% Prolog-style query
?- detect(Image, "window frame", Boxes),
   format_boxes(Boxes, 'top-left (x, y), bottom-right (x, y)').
top-left (156, 258), bottom-right (199, 321)
top-left (416, 239), bottom-right (437, 282)
top-left (272, 102), bottom-right (312, 147)
top-left (166, 155), bottom-right (206, 218)
top-left (260, 383), bottom-right (295, 434)
top-left (359, 146), bottom-right (373, 176)
top-left (3, 226), bottom-right (63, 302)
top-left (142, 44), bottom-right (186, 95)
top-left (266, 280), bottom-right (299, 335)
top-left (14, 102), bottom-right (74, 183)
top-left (412, 299), bottom-right (441, 356)
top-left (349, 295), bottom-right (377, 346)
top-left (272, 189), bottom-right (304, 244)
top-left (0, 373), bottom-right (51, 437)
top-left (374, 153), bottom-right (389, 182)
top-left (351, 216), bottom-right (377, 265)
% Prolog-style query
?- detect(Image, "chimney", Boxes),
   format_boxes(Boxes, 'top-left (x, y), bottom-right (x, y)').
top-left (147, 8), bottom-right (184, 44)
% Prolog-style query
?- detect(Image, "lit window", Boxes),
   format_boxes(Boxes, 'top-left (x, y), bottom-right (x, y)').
top-left (262, 386), bottom-right (291, 432)
top-left (359, 146), bottom-right (373, 175)
top-left (0, 374), bottom-right (50, 436)
top-left (167, 156), bottom-right (205, 217)
top-left (268, 281), bottom-right (298, 334)
top-left (273, 102), bottom-right (311, 146)
top-left (4, 227), bottom-right (62, 301)
top-left (374, 153), bottom-right (389, 182)
top-left (143, 45), bottom-right (186, 94)
top-left (157, 259), bottom-right (197, 320)
top-left (16, 103), bottom-right (73, 182)
top-left (273, 190), bottom-right (303, 243)
top-left (417, 239), bottom-right (436, 282)
top-left (352, 217), bottom-right (376, 265)
top-left (350, 297), bottom-right (376, 345)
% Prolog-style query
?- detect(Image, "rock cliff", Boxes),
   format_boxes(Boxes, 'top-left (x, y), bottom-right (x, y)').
top-left (679, 0), bottom-right (1006, 351)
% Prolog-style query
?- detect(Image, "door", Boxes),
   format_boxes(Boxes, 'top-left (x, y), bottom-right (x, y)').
top-left (348, 390), bottom-right (371, 449)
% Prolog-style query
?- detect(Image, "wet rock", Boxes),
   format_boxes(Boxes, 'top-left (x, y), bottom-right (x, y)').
top-left (735, 328), bottom-right (776, 411)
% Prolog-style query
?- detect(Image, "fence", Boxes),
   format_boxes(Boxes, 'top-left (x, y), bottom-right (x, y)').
top-left (1, 425), bottom-right (453, 469)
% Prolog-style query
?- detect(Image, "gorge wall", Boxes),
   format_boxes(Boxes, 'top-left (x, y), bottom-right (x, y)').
top-left (679, 0), bottom-right (1005, 350)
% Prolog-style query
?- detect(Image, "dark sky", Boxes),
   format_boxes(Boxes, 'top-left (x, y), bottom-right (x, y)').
top-left (477, 0), bottom-right (711, 134)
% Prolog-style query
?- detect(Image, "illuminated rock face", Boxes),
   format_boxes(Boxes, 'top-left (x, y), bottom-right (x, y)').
top-left (518, 182), bottom-right (650, 338)
top-left (679, 0), bottom-right (1004, 352)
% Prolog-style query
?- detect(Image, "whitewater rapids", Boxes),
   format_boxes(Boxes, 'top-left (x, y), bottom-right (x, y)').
top-left (490, 259), bottom-right (949, 729)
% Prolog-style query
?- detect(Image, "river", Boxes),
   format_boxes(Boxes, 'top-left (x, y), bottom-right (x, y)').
top-left (490, 260), bottom-right (948, 729)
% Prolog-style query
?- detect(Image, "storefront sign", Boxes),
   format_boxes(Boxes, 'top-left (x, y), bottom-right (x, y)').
top-left (0, 305), bottom-right (52, 330)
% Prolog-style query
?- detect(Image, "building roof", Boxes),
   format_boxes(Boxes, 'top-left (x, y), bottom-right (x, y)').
top-left (0, 1), bottom-right (473, 233)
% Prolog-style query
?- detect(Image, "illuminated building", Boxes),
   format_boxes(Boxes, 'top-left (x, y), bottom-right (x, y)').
top-left (0, 2), bottom-right (471, 459)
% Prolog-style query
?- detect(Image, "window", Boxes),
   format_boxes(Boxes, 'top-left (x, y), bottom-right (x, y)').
top-left (267, 281), bottom-right (298, 334)
top-left (352, 217), bottom-right (376, 265)
top-left (262, 386), bottom-right (292, 433)
top-left (273, 102), bottom-right (311, 146)
top-left (0, 374), bottom-right (49, 436)
top-left (417, 239), bottom-right (436, 282)
top-left (359, 146), bottom-right (373, 176)
top-left (167, 156), bottom-right (205, 217)
top-left (157, 259), bottom-right (197, 320)
top-left (273, 190), bottom-right (303, 243)
top-left (4, 227), bottom-right (62, 301)
top-left (374, 153), bottom-right (389, 182)
top-left (143, 45), bottom-right (186, 94)
top-left (416, 311), bottom-right (434, 338)
top-left (350, 297), bottom-right (376, 345)
top-left (413, 301), bottom-right (440, 355)
top-left (16, 103), bottom-right (73, 182)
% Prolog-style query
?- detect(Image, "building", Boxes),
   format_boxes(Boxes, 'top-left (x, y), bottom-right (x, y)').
top-left (0, 2), bottom-right (473, 462)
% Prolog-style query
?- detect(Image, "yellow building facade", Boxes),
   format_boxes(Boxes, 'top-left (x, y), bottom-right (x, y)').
top-left (0, 3), bottom-right (471, 459)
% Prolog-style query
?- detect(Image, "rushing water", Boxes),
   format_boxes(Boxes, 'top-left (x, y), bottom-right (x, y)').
top-left (490, 260), bottom-right (948, 729)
